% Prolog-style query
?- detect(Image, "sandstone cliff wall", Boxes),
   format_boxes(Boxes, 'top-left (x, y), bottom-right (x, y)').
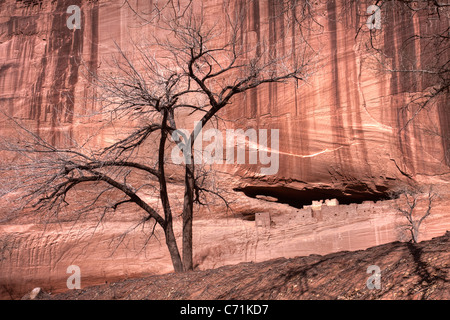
top-left (1, 0), bottom-right (448, 188)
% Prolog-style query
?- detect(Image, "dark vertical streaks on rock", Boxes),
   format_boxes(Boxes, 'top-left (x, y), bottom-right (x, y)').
top-left (249, 88), bottom-right (258, 119)
top-left (438, 98), bottom-right (450, 166)
top-left (249, 0), bottom-right (260, 118)
top-left (398, 10), bottom-right (417, 93)
top-left (252, 0), bottom-right (261, 55)
top-left (18, 0), bottom-right (84, 144)
top-left (327, 0), bottom-right (352, 174)
top-left (47, 0), bottom-right (83, 144)
top-left (345, 22), bottom-right (370, 176)
top-left (236, 0), bottom-right (249, 118)
top-left (29, 55), bottom-right (46, 126)
top-left (84, 1), bottom-right (99, 114)
top-left (290, 1), bottom-right (298, 117)
top-left (89, 2), bottom-right (99, 76)
top-left (267, 0), bottom-right (279, 116)
top-left (399, 6), bottom-right (419, 174)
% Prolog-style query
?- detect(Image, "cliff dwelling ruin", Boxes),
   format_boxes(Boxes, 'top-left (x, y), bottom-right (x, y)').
top-left (235, 184), bottom-right (391, 210)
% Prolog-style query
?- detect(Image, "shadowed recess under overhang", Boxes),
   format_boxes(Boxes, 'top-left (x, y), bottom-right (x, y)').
top-left (234, 184), bottom-right (391, 209)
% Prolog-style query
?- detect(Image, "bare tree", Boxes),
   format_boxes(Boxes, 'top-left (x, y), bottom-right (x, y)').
top-left (390, 185), bottom-right (437, 243)
top-left (1, 0), bottom-right (317, 272)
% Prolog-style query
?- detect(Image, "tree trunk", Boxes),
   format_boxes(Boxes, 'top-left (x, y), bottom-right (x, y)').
top-left (182, 161), bottom-right (195, 271)
top-left (165, 223), bottom-right (184, 272)
top-left (412, 223), bottom-right (420, 243)
top-left (160, 109), bottom-right (184, 273)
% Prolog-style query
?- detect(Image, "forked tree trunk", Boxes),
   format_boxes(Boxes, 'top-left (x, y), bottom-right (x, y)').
top-left (160, 109), bottom-right (185, 273)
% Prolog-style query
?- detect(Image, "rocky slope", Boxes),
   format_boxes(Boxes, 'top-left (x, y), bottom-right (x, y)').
top-left (25, 231), bottom-right (450, 300)
top-left (1, 178), bottom-right (449, 300)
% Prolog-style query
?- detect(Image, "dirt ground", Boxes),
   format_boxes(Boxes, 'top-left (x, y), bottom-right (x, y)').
top-left (26, 231), bottom-right (449, 300)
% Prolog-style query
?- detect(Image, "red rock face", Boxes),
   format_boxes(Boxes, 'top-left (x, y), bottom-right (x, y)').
top-left (220, 0), bottom-right (449, 192)
top-left (0, 0), bottom-right (447, 184)
top-left (0, 0), bottom-right (449, 299)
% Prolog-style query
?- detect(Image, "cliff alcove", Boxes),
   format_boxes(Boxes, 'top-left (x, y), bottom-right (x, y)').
top-left (234, 184), bottom-right (392, 209)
